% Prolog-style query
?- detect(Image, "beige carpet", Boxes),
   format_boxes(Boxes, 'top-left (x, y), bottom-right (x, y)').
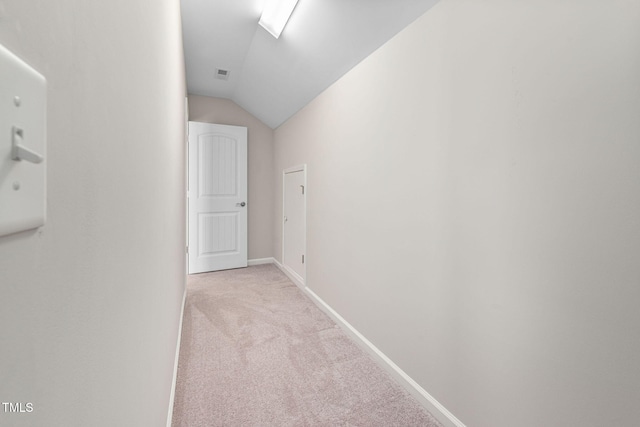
top-left (172, 264), bottom-right (442, 427)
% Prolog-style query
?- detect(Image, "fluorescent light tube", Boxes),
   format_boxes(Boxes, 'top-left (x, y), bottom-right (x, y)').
top-left (259, 0), bottom-right (299, 39)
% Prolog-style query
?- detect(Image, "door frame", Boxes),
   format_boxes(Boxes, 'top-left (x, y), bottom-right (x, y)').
top-left (184, 97), bottom-right (189, 275)
top-left (282, 164), bottom-right (307, 287)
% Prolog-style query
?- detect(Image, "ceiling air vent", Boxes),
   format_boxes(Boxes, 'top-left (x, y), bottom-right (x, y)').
top-left (215, 68), bottom-right (230, 80)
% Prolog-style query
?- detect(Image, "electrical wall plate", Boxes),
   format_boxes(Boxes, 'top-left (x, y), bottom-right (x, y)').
top-left (0, 43), bottom-right (47, 237)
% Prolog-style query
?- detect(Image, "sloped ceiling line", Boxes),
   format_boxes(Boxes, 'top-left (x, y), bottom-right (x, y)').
top-left (181, 0), bottom-right (441, 129)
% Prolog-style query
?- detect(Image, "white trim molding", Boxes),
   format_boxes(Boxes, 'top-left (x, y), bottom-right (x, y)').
top-left (273, 258), bottom-right (305, 290)
top-left (248, 257), bottom-right (277, 266)
top-left (302, 287), bottom-right (466, 427)
top-left (269, 258), bottom-right (465, 427)
top-left (166, 288), bottom-right (187, 427)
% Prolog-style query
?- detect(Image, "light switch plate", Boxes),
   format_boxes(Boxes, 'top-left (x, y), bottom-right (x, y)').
top-left (0, 43), bottom-right (47, 237)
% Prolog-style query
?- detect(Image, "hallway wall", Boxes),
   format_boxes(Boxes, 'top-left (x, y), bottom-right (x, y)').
top-left (0, 0), bottom-right (186, 426)
top-left (188, 95), bottom-right (275, 260)
top-left (274, 1), bottom-right (640, 426)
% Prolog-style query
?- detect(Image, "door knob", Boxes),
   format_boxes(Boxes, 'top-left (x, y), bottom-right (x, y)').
top-left (237, 201), bottom-right (246, 207)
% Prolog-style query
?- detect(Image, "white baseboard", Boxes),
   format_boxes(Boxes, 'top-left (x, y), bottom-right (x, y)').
top-left (166, 288), bottom-right (187, 427)
top-left (274, 260), bottom-right (305, 290)
top-left (269, 259), bottom-right (464, 427)
top-left (303, 287), bottom-right (465, 427)
top-left (248, 257), bottom-right (276, 266)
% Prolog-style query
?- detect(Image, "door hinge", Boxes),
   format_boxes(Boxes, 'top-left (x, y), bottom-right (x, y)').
top-left (186, 246), bottom-right (189, 254)
top-left (300, 185), bottom-right (305, 195)
top-left (302, 254), bottom-right (305, 264)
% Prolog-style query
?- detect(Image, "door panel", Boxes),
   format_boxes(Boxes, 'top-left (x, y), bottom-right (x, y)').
top-left (283, 167), bottom-right (306, 284)
top-left (188, 122), bottom-right (247, 274)
top-left (199, 135), bottom-right (237, 196)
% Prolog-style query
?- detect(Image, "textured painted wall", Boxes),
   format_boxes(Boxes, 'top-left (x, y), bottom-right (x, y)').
top-left (274, 1), bottom-right (640, 425)
top-left (188, 95), bottom-right (275, 260)
top-left (0, 0), bottom-right (186, 425)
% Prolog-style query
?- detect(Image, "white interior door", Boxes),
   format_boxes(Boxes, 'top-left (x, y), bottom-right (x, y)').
top-left (188, 122), bottom-right (247, 274)
top-left (283, 166), bottom-right (306, 284)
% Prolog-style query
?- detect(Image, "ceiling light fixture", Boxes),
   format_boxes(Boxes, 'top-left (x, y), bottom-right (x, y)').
top-left (259, 0), bottom-right (299, 39)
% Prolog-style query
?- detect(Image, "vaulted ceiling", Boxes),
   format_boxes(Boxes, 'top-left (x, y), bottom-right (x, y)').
top-left (181, 0), bottom-right (440, 128)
